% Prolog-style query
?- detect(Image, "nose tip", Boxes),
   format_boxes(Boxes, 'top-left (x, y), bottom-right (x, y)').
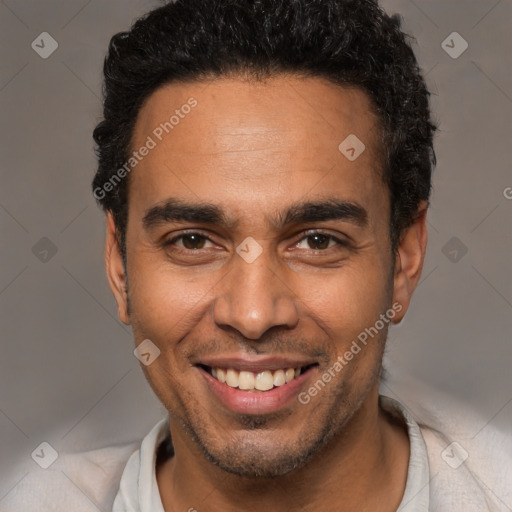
top-left (230, 309), bottom-right (270, 340)
top-left (212, 272), bottom-right (299, 340)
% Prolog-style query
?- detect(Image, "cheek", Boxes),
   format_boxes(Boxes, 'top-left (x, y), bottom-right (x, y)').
top-left (126, 262), bottom-right (215, 409)
top-left (127, 255), bottom-right (218, 342)
top-left (303, 266), bottom-right (390, 328)
top-left (303, 273), bottom-right (390, 389)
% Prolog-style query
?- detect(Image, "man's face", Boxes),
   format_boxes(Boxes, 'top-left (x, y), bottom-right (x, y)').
top-left (109, 76), bottom-right (411, 477)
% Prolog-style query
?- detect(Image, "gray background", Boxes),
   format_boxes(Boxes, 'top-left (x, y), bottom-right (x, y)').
top-left (1, 0), bottom-right (511, 503)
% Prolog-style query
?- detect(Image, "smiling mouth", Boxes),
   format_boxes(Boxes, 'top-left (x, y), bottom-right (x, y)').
top-left (198, 364), bottom-right (318, 392)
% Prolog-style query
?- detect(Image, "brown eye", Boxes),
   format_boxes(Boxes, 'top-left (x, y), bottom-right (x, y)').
top-left (180, 234), bottom-right (207, 249)
top-left (166, 233), bottom-right (214, 251)
top-left (307, 234), bottom-right (331, 249)
top-left (296, 233), bottom-right (338, 250)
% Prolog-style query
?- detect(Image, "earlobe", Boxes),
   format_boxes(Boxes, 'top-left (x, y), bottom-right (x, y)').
top-left (391, 202), bottom-right (428, 323)
top-left (105, 212), bottom-right (130, 325)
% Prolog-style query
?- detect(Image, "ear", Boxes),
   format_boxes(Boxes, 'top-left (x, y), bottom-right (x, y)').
top-left (391, 201), bottom-right (428, 323)
top-left (105, 212), bottom-right (130, 325)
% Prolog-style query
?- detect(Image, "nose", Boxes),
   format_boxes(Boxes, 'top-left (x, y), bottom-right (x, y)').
top-left (212, 252), bottom-right (299, 340)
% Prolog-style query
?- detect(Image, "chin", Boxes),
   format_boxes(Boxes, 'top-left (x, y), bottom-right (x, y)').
top-left (203, 446), bottom-right (314, 478)
top-left (188, 419), bottom-right (336, 479)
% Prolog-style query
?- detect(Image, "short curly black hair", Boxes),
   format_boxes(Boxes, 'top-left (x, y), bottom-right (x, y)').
top-left (92, 0), bottom-right (436, 257)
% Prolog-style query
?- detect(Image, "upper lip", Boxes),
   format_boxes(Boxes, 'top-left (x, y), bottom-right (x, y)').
top-left (194, 355), bottom-right (318, 373)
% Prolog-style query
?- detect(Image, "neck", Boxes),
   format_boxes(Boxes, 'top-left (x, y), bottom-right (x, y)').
top-left (157, 388), bottom-right (409, 512)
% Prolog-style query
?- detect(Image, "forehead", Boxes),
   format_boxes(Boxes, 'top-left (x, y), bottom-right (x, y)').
top-left (129, 75), bottom-right (386, 221)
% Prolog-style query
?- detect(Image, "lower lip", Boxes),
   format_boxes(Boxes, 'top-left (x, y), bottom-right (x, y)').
top-left (198, 366), bottom-right (316, 415)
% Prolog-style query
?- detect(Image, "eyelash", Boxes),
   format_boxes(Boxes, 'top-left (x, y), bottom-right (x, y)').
top-left (163, 230), bottom-right (349, 253)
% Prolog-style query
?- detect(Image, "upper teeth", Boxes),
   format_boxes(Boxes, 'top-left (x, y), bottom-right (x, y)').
top-left (211, 367), bottom-right (301, 391)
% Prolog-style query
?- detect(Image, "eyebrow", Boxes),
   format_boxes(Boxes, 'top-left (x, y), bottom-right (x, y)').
top-left (142, 197), bottom-right (368, 231)
top-left (277, 199), bottom-right (368, 228)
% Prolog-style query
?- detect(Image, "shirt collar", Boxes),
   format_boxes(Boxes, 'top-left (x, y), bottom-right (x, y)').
top-left (380, 396), bottom-right (430, 511)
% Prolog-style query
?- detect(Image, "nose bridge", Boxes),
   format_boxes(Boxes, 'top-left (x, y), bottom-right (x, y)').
top-left (212, 248), bottom-right (299, 339)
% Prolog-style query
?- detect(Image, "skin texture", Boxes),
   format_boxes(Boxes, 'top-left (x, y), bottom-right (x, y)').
top-left (105, 75), bottom-right (428, 511)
